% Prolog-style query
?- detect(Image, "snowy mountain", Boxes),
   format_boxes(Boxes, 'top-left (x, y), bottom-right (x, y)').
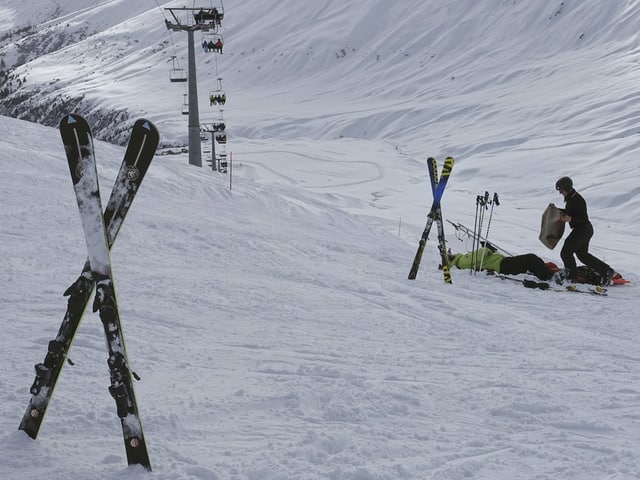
top-left (1, 1), bottom-right (640, 479)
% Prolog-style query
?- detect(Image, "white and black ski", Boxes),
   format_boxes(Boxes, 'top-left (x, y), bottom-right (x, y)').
top-left (19, 114), bottom-right (157, 470)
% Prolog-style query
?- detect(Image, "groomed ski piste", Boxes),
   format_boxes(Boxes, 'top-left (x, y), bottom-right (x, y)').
top-left (1, 1), bottom-right (640, 479)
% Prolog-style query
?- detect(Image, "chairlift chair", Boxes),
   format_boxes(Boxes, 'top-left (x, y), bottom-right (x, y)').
top-left (181, 93), bottom-right (189, 115)
top-left (170, 68), bottom-right (187, 83)
top-left (208, 108), bottom-right (225, 130)
top-left (209, 89), bottom-right (226, 106)
top-left (218, 152), bottom-right (228, 171)
top-left (202, 33), bottom-right (224, 53)
top-left (168, 55), bottom-right (187, 83)
top-left (194, 7), bottom-right (223, 25)
top-left (202, 32), bottom-right (221, 39)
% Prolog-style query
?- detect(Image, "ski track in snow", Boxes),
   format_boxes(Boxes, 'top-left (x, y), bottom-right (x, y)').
top-left (1, 1), bottom-right (640, 479)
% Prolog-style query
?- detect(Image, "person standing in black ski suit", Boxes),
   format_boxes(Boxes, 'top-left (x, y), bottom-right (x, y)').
top-left (555, 176), bottom-right (615, 285)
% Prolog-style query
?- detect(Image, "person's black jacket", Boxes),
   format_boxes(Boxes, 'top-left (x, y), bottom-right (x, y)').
top-left (562, 189), bottom-right (590, 229)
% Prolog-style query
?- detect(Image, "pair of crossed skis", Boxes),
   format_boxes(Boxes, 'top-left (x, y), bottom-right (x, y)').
top-left (408, 157), bottom-right (455, 283)
top-left (19, 114), bottom-right (159, 470)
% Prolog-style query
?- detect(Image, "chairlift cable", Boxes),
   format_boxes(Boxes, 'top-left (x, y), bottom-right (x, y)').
top-left (153, 0), bottom-right (184, 68)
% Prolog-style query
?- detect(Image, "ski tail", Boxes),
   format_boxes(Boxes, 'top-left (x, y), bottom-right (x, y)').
top-left (408, 219), bottom-right (431, 280)
top-left (18, 275), bottom-right (94, 439)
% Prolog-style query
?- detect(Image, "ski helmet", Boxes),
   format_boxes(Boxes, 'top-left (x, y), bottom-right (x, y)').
top-left (555, 176), bottom-right (573, 192)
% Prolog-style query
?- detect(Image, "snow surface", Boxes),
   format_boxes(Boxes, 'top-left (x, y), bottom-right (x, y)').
top-left (1, 1), bottom-right (640, 479)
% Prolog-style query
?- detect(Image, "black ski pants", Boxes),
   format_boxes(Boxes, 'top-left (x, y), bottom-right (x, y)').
top-left (501, 254), bottom-right (553, 281)
top-left (560, 222), bottom-right (610, 280)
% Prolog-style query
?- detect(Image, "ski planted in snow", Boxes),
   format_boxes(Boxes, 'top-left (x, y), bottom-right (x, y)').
top-left (429, 157), bottom-right (454, 284)
top-left (19, 114), bottom-right (157, 470)
top-left (60, 113), bottom-right (151, 469)
top-left (408, 156), bottom-right (454, 281)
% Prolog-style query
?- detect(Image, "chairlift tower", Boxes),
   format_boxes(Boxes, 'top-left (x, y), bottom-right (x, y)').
top-left (200, 123), bottom-right (218, 171)
top-left (164, 7), bottom-right (222, 167)
top-left (201, 109), bottom-right (227, 173)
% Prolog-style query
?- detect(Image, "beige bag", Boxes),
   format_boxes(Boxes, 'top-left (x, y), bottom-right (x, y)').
top-left (539, 203), bottom-right (565, 249)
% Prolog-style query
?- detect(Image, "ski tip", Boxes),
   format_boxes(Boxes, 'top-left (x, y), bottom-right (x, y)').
top-left (59, 115), bottom-right (72, 129)
top-left (60, 113), bottom-right (86, 128)
top-left (138, 120), bottom-right (152, 131)
top-left (134, 118), bottom-right (157, 134)
top-left (64, 114), bottom-right (80, 124)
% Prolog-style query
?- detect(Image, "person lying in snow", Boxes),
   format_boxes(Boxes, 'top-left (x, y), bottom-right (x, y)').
top-left (447, 247), bottom-right (623, 286)
top-left (447, 247), bottom-right (554, 281)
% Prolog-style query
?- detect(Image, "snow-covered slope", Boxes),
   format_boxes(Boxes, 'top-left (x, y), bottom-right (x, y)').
top-left (1, 1), bottom-right (640, 479)
top-left (1, 112), bottom-right (639, 480)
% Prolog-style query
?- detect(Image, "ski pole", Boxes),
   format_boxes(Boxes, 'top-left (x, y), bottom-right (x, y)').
top-left (473, 192), bottom-right (489, 273)
top-left (479, 192), bottom-right (499, 271)
top-left (472, 193), bottom-right (487, 273)
top-left (471, 195), bottom-right (482, 275)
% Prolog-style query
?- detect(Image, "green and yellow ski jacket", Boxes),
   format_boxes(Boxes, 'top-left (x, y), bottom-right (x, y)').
top-left (450, 247), bottom-right (504, 273)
